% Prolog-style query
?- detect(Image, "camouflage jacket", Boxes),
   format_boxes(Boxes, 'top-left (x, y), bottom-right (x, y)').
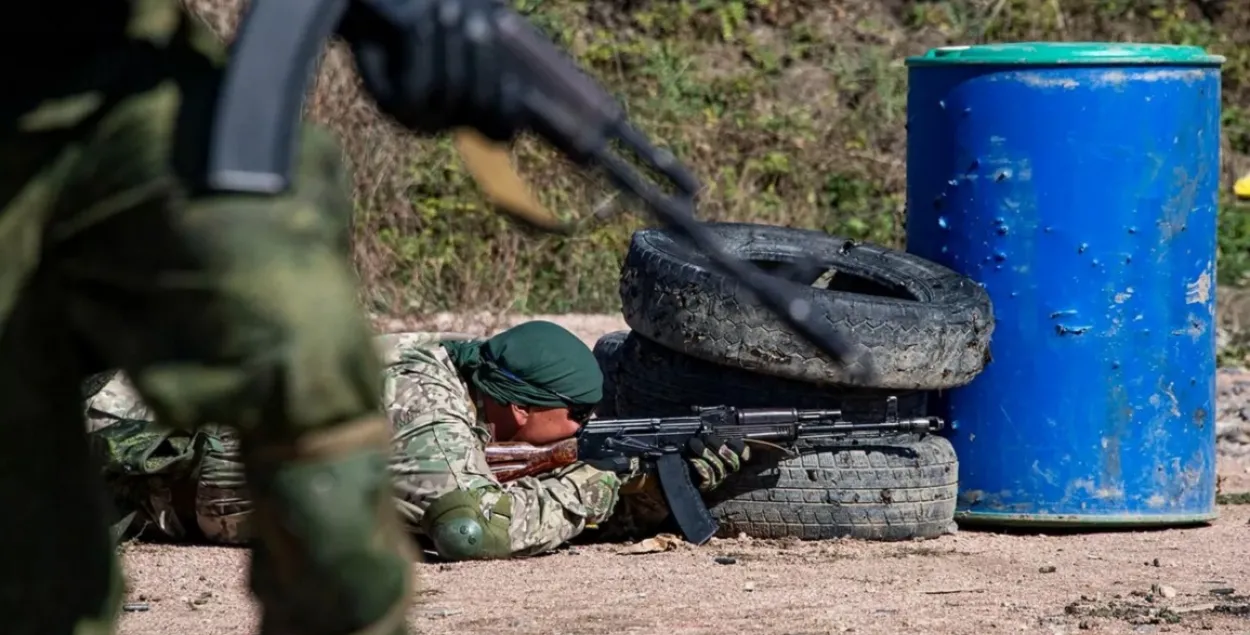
top-left (376, 332), bottom-right (622, 556)
top-left (88, 332), bottom-right (626, 555)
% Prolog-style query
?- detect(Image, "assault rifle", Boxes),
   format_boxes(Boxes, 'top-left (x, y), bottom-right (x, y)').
top-left (484, 399), bottom-right (944, 545)
top-left (201, 0), bottom-right (864, 376)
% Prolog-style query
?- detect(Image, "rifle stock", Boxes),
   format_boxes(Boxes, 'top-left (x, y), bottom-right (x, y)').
top-left (487, 438), bottom-right (579, 482)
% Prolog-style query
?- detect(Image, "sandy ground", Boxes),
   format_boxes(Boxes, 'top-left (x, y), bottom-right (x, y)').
top-left (117, 509), bottom-right (1250, 635)
top-left (115, 313), bottom-right (1250, 635)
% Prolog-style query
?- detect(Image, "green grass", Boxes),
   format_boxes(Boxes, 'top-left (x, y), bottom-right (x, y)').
top-left (1217, 492), bottom-right (1250, 505)
top-left (341, 0), bottom-right (1250, 314)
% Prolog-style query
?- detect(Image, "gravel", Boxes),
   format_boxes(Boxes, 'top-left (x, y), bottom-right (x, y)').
top-left (108, 313), bottom-right (1250, 635)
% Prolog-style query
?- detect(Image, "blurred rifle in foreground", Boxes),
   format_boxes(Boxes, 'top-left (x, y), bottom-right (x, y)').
top-left (485, 400), bottom-right (943, 544)
top-left (203, 0), bottom-right (867, 377)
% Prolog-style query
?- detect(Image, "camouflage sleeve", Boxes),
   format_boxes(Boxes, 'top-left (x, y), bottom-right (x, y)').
top-left (84, 371), bottom-right (153, 432)
top-left (381, 334), bottom-right (622, 557)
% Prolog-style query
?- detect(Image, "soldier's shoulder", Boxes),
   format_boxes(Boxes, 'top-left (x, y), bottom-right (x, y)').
top-left (373, 331), bottom-right (475, 367)
top-left (379, 333), bottom-right (479, 428)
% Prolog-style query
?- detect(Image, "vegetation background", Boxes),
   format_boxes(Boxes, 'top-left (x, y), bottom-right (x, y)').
top-left (189, 0), bottom-right (1250, 317)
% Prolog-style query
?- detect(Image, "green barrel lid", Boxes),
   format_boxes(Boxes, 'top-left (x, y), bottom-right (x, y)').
top-left (906, 42), bottom-right (1225, 67)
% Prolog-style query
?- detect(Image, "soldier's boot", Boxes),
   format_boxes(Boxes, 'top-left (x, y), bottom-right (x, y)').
top-left (243, 414), bottom-right (417, 635)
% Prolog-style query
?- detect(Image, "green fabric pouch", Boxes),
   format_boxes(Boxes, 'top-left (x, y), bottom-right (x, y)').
top-left (91, 418), bottom-right (223, 477)
top-left (90, 419), bottom-right (225, 542)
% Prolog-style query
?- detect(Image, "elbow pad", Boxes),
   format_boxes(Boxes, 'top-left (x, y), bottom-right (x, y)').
top-left (420, 489), bottom-right (513, 561)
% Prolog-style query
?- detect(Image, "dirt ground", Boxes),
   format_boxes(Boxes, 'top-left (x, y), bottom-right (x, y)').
top-left (115, 314), bottom-right (1250, 635)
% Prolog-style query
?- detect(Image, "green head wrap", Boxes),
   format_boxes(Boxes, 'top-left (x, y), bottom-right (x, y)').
top-left (441, 320), bottom-right (603, 410)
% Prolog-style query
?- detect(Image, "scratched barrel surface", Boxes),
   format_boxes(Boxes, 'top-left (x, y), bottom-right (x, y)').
top-left (905, 43), bottom-right (1224, 527)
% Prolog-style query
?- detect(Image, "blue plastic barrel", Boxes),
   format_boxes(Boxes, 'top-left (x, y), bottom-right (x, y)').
top-left (905, 43), bottom-right (1224, 527)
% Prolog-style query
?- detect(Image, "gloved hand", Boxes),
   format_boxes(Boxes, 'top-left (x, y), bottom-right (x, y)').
top-left (345, 0), bottom-right (529, 143)
top-left (686, 435), bottom-right (750, 492)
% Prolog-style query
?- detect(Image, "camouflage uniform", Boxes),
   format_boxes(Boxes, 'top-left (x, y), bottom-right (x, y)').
top-left (4, 2), bottom-right (413, 633)
top-left (84, 371), bottom-right (150, 433)
top-left (381, 333), bottom-right (623, 556)
top-left (92, 332), bottom-right (625, 555)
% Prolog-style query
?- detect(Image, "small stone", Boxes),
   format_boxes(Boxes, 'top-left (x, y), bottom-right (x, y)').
top-left (714, 556), bottom-right (738, 565)
top-left (1152, 558), bottom-right (1161, 567)
top-left (1158, 585), bottom-right (1178, 599)
top-left (744, 581), bottom-right (756, 592)
top-left (1078, 621), bottom-right (1092, 630)
top-left (1039, 565), bottom-right (1057, 573)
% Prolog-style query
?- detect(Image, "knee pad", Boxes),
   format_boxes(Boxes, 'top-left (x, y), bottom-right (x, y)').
top-left (420, 489), bottom-right (513, 561)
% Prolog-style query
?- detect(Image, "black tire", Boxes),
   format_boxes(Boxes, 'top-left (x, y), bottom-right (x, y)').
top-left (614, 331), bottom-right (928, 422)
top-left (619, 222), bottom-right (993, 389)
top-left (707, 434), bottom-right (958, 541)
top-left (592, 331), bottom-right (628, 418)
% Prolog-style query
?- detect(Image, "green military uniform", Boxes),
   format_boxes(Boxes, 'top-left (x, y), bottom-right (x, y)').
top-left (386, 324), bottom-right (623, 559)
top-left (89, 324), bottom-right (743, 558)
top-left (90, 326), bottom-right (629, 555)
top-left (3, 2), bottom-right (413, 633)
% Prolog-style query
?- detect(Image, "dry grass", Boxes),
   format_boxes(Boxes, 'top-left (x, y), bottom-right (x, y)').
top-left (183, 0), bottom-right (1250, 317)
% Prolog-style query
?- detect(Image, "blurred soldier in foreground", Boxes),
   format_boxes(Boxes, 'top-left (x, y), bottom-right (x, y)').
top-left (89, 322), bottom-right (748, 558)
top-left (2, 2), bottom-right (413, 633)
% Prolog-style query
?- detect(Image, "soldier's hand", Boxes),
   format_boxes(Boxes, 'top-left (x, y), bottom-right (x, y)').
top-left (685, 435), bottom-right (750, 492)
top-left (347, 0), bottom-right (518, 143)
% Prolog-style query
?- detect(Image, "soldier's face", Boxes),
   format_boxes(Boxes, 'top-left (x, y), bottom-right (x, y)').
top-left (483, 397), bottom-right (581, 444)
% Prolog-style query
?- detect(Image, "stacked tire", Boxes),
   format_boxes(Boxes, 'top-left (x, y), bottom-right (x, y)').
top-left (593, 222), bottom-right (994, 541)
